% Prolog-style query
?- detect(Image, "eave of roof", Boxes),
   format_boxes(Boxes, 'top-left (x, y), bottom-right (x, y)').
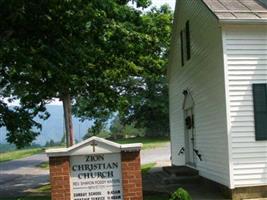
top-left (219, 18), bottom-right (267, 24)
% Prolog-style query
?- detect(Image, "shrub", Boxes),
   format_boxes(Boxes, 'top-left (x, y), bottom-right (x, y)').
top-left (169, 188), bottom-right (192, 200)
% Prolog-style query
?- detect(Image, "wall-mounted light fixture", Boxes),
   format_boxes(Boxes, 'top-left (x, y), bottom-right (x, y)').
top-left (183, 90), bottom-right (188, 96)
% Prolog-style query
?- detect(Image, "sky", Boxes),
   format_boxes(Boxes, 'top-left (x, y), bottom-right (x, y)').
top-left (152, 0), bottom-right (176, 9)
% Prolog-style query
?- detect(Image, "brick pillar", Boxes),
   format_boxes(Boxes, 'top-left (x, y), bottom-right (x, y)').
top-left (121, 151), bottom-right (143, 200)
top-left (49, 156), bottom-right (71, 200)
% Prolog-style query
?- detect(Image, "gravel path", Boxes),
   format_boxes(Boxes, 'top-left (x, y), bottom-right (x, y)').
top-left (0, 143), bottom-right (170, 197)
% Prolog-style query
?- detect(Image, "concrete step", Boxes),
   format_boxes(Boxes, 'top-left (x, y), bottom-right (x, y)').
top-left (163, 166), bottom-right (199, 177)
top-left (162, 175), bottom-right (201, 185)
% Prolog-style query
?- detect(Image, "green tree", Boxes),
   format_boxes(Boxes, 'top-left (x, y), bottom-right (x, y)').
top-left (110, 115), bottom-right (145, 139)
top-left (45, 139), bottom-right (55, 147)
top-left (83, 120), bottom-right (110, 140)
top-left (0, 102), bottom-right (41, 149)
top-left (110, 116), bottom-right (124, 139)
top-left (76, 5), bottom-right (173, 138)
top-left (60, 132), bottom-right (66, 145)
top-left (118, 5), bottom-right (173, 137)
top-left (0, 0), bottom-right (153, 148)
top-left (123, 124), bottom-right (145, 137)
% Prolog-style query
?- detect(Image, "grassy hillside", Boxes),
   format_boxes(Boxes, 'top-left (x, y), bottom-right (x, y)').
top-left (0, 148), bottom-right (43, 163)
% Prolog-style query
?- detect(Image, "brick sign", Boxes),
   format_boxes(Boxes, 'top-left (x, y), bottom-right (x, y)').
top-left (46, 137), bottom-right (143, 200)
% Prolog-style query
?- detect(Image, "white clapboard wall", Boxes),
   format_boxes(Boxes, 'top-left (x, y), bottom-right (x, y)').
top-left (223, 25), bottom-right (267, 188)
top-left (168, 0), bottom-right (230, 187)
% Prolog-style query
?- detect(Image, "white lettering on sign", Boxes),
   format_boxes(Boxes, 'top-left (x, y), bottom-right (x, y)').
top-left (71, 153), bottom-right (123, 200)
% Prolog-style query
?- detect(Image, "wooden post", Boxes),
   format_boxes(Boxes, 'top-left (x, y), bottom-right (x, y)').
top-left (62, 93), bottom-right (74, 147)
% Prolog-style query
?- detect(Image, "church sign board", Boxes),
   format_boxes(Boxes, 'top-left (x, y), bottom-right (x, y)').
top-left (46, 137), bottom-right (143, 200)
top-left (71, 153), bottom-right (123, 200)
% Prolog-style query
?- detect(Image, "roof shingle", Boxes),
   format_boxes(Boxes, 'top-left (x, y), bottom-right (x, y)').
top-left (202, 0), bottom-right (267, 20)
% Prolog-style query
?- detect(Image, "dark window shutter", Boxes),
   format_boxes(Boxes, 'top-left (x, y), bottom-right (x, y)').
top-left (185, 21), bottom-right (191, 60)
top-left (180, 30), bottom-right (184, 66)
top-left (252, 84), bottom-right (267, 140)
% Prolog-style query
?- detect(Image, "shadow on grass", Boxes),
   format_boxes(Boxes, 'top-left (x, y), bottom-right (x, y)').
top-left (144, 195), bottom-right (169, 200)
top-left (1, 195), bottom-right (169, 200)
top-left (1, 194), bottom-right (169, 200)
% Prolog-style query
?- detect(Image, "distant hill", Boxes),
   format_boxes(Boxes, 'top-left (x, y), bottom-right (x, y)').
top-left (0, 143), bottom-right (16, 152)
top-left (0, 105), bottom-right (94, 146)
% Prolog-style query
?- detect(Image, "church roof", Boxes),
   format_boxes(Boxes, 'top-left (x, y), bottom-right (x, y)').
top-left (202, 0), bottom-right (267, 21)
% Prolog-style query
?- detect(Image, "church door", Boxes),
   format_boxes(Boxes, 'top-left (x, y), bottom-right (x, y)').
top-left (184, 108), bottom-right (195, 166)
top-left (182, 90), bottom-right (196, 167)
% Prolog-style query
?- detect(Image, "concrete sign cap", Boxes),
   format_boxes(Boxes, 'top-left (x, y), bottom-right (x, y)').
top-left (45, 136), bottom-right (142, 157)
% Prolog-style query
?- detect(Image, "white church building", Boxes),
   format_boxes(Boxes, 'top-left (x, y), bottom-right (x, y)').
top-left (168, 0), bottom-right (267, 198)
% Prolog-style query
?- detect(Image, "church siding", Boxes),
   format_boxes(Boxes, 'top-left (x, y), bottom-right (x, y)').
top-left (223, 25), bottom-right (267, 188)
top-left (168, 0), bottom-right (230, 187)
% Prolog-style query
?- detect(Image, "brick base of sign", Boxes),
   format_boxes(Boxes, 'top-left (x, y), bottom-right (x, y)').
top-left (121, 151), bottom-right (143, 200)
top-left (49, 152), bottom-right (143, 200)
top-left (49, 156), bottom-right (71, 200)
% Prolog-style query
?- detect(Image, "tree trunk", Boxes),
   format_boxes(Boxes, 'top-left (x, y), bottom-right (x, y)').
top-left (62, 93), bottom-right (74, 147)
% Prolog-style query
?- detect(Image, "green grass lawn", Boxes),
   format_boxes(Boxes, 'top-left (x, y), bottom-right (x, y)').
top-left (36, 161), bottom-right (49, 169)
top-left (0, 148), bottom-right (44, 163)
top-left (34, 184), bottom-right (51, 193)
top-left (141, 162), bottom-right (156, 174)
top-left (115, 137), bottom-right (169, 150)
